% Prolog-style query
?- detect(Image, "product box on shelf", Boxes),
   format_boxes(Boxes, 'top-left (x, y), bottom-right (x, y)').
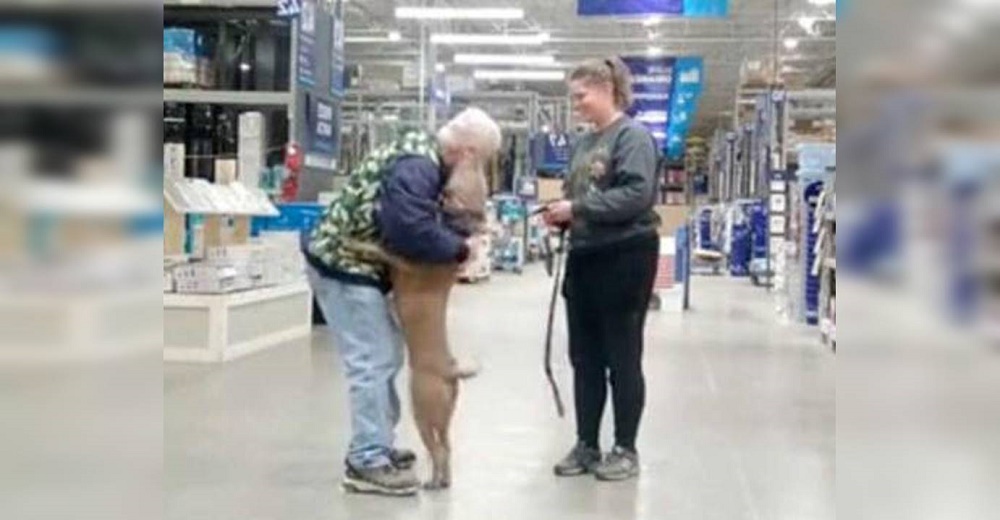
top-left (173, 263), bottom-right (252, 294)
top-left (238, 112), bottom-right (267, 190)
top-left (164, 143), bottom-right (185, 179)
top-left (163, 28), bottom-right (214, 87)
top-left (215, 159), bottom-right (238, 185)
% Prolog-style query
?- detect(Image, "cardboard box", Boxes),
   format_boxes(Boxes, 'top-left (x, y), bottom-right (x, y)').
top-left (654, 205), bottom-right (689, 237)
top-left (214, 159), bottom-right (238, 185)
top-left (536, 178), bottom-right (563, 202)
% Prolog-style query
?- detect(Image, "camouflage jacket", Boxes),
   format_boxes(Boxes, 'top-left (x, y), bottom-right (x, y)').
top-left (307, 130), bottom-right (440, 289)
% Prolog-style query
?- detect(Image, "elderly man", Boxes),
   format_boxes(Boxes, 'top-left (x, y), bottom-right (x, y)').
top-left (305, 107), bottom-right (501, 496)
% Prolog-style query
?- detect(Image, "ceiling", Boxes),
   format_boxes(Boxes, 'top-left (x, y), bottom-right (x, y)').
top-left (342, 0), bottom-right (836, 137)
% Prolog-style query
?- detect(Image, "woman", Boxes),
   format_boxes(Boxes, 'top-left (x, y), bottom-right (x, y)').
top-left (542, 57), bottom-right (660, 482)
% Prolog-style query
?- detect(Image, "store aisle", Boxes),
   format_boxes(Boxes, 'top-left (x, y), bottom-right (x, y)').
top-left (166, 267), bottom-right (835, 520)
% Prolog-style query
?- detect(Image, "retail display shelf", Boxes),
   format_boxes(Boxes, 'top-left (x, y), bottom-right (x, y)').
top-left (0, 289), bottom-right (162, 362)
top-left (164, 177), bottom-right (279, 216)
top-left (164, 0), bottom-right (276, 8)
top-left (164, 281), bottom-right (312, 363)
top-left (0, 87), bottom-right (160, 107)
top-left (163, 89), bottom-right (292, 106)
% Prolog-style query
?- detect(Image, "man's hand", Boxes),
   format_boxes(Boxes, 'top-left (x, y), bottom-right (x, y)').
top-left (542, 200), bottom-right (574, 227)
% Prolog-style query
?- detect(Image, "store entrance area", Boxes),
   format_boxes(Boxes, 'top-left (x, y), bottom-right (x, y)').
top-left (166, 267), bottom-right (834, 520)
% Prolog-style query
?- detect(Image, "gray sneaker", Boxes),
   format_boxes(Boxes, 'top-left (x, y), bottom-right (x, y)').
top-left (554, 442), bottom-right (602, 476)
top-left (593, 446), bottom-right (640, 481)
top-left (342, 463), bottom-right (419, 496)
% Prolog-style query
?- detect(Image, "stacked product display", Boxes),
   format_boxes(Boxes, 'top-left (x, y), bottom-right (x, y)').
top-left (163, 28), bottom-right (215, 88)
top-left (782, 143), bottom-right (835, 326)
top-left (812, 185), bottom-right (836, 349)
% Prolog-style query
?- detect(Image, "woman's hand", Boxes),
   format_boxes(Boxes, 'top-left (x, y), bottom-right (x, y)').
top-left (543, 200), bottom-right (574, 227)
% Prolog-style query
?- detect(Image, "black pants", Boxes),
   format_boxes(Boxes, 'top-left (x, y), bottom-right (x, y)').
top-left (563, 234), bottom-right (659, 452)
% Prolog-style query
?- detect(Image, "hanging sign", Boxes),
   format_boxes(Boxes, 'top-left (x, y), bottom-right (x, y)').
top-left (666, 57), bottom-right (704, 159)
top-left (537, 132), bottom-right (572, 171)
top-left (622, 56), bottom-right (675, 151)
top-left (308, 97), bottom-right (338, 157)
top-left (577, 0), bottom-right (728, 17)
top-left (330, 0), bottom-right (345, 97)
top-left (296, 0), bottom-right (317, 87)
top-left (622, 55), bottom-right (705, 159)
top-left (277, 0), bottom-right (302, 18)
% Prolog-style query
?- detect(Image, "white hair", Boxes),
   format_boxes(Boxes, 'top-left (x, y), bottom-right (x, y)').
top-left (436, 107), bottom-right (502, 160)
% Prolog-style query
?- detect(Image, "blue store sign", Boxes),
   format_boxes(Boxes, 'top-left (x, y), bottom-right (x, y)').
top-left (621, 55), bottom-right (704, 160)
top-left (578, 0), bottom-right (728, 17)
top-left (330, 0), bottom-right (345, 97)
top-left (308, 97), bottom-right (338, 157)
top-left (534, 132), bottom-right (572, 172)
top-left (296, 0), bottom-right (317, 87)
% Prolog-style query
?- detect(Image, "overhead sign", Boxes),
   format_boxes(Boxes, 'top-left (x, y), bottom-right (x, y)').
top-left (534, 132), bottom-right (572, 172)
top-left (622, 56), bottom-right (674, 151)
top-left (666, 57), bottom-right (704, 159)
top-left (295, 0), bottom-right (317, 87)
top-left (277, 0), bottom-right (302, 18)
top-left (577, 0), bottom-right (728, 17)
top-left (330, 0), bottom-right (345, 96)
top-left (622, 55), bottom-right (704, 160)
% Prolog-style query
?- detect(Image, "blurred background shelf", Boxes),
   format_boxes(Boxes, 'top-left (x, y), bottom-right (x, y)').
top-left (163, 89), bottom-right (292, 106)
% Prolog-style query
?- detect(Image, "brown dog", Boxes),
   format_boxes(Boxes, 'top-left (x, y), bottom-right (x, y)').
top-left (345, 162), bottom-right (488, 490)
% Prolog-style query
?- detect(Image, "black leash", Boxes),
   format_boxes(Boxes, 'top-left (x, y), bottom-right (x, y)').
top-left (542, 228), bottom-right (567, 418)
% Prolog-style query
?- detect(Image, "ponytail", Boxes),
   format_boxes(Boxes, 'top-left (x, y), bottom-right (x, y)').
top-left (569, 56), bottom-right (634, 111)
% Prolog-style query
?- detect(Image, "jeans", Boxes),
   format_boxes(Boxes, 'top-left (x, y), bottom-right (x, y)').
top-left (307, 267), bottom-right (404, 469)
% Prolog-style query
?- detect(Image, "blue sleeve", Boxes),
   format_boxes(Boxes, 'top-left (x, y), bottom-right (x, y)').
top-left (378, 156), bottom-right (466, 263)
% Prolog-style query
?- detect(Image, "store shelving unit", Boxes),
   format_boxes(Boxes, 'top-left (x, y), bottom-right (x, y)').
top-left (164, 280), bottom-right (313, 363)
top-left (163, 176), bottom-right (313, 363)
top-left (163, 89), bottom-right (292, 106)
top-left (813, 185), bottom-right (836, 350)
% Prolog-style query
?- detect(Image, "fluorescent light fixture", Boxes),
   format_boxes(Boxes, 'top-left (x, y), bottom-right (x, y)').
top-left (453, 53), bottom-right (556, 66)
top-left (642, 16), bottom-right (663, 27)
top-left (395, 7), bottom-right (524, 20)
top-left (473, 69), bottom-right (566, 81)
top-left (435, 63), bottom-right (446, 73)
top-left (783, 38), bottom-right (800, 50)
top-left (345, 32), bottom-right (403, 43)
top-left (431, 33), bottom-right (550, 46)
top-left (647, 46), bottom-right (664, 56)
top-left (808, 0), bottom-right (836, 5)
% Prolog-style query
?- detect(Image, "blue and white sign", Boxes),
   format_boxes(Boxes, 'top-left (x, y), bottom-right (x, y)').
top-left (578, 0), bottom-right (728, 18)
top-left (666, 57), bottom-right (704, 159)
top-left (622, 56), bottom-right (674, 150)
top-left (622, 55), bottom-right (704, 159)
top-left (535, 132), bottom-right (572, 172)
top-left (330, 0), bottom-right (345, 97)
top-left (277, 0), bottom-right (302, 18)
top-left (308, 97), bottom-right (337, 157)
top-left (296, 0), bottom-right (317, 87)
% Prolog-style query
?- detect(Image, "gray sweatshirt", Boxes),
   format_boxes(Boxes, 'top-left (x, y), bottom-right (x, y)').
top-left (564, 116), bottom-right (660, 252)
